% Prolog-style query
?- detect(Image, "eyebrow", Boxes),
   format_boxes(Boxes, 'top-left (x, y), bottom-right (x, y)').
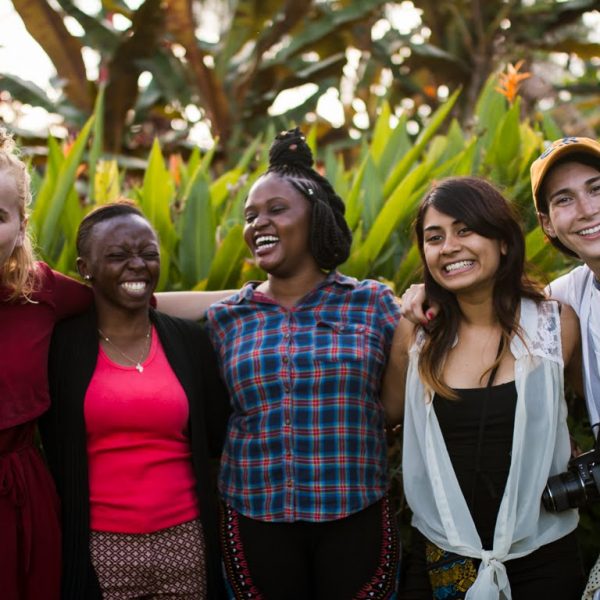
top-left (423, 218), bottom-right (461, 232)
top-left (549, 175), bottom-right (600, 201)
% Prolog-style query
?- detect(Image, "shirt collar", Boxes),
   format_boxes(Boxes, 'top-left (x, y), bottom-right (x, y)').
top-left (228, 270), bottom-right (358, 305)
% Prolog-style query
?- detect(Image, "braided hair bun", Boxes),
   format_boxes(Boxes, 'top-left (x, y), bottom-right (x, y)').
top-left (268, 127), bottom-right (314, 171)
top-left (264, 127), bottom-right (352, 270)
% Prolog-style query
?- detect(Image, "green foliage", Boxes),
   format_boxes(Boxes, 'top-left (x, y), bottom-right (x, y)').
top-left (27, 66), bottom-right (597, 568)
top-left (30, 72), bottom-right (579, 291)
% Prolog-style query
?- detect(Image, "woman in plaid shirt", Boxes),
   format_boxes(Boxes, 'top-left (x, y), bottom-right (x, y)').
top-left (206, 128), bottom-right (402, 599)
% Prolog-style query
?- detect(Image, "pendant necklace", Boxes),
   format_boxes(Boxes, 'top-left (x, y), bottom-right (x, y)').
top-left (98, 325), bottom-right (152, 373)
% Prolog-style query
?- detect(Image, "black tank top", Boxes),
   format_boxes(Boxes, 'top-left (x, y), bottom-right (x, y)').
top-left (433, 381), bottom-right (517, 550)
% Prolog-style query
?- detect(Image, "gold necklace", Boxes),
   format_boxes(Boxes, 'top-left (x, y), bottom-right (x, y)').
top-left (98, 326), bottom-right (152, 373)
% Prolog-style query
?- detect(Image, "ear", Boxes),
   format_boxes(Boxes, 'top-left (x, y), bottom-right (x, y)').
top-left (76, 257), bottom-right (90, 280)
top-left (538, 212), bottom-right (557, 238)
top-left (500, 240), bottom-right (508, 256)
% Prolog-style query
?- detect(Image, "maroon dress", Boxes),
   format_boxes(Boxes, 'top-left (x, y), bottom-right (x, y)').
top-left (0, 263), bottom-right (91, 600)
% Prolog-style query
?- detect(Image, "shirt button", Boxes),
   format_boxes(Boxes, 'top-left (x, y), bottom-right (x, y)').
top-left (285, 418), bottom-right (291, 426)
top-left (284, 333), bottom-right (290, 339)
top-left (282, 356), bottom-right (289, 364)
top-left (284, 385), bottom-right (290, 393)
top-left (287, 479), bottom-right (293, 487)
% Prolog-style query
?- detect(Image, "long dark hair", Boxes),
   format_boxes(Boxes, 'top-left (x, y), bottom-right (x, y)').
top-left (414, 176), bottom-right (544, 399)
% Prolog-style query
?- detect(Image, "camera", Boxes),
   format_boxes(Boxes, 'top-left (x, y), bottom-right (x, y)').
top-left (542, 440), bottom-right (600, 512)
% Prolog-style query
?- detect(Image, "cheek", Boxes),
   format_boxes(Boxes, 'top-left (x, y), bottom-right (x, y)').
top-left (242, 224), bottom-right (253, 246)
top-left (423, 247), bottom-right (437, 271)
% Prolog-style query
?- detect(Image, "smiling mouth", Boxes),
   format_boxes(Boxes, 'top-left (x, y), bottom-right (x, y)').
top-left (576, 224), bottom-right (600, 237)
top-left (443, 260), bottom-right (474, 273)
top-left (120, 281), bottom-right (148, 295)
top-left (254, 235), bottom-right (279, 252)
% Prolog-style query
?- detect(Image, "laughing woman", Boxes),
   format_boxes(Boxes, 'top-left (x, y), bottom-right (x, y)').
top-left (383, 177), bottom-right (584, 599)
top-left (40, 202), bottom-right (230, 599)
top-left (206, 129), bottom-right (402, 600)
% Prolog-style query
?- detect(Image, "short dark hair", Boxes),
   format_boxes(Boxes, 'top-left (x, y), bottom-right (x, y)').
top-left (76, 200), bottom-right (146, 257)
top-left (263, 128), bottom-right (352, 270)
top-left (536, 152), bottom-right (600, 258)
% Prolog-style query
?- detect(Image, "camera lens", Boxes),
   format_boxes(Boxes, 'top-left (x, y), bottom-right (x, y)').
top-left (542, 471), bottom-right (586, 512)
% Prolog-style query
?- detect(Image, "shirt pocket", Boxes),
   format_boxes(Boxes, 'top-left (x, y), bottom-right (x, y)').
top-left (314, 320), bottom-right (366, 362)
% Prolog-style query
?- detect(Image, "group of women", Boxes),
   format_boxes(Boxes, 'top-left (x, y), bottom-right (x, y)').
top-left (0, 123), bottom-right (597, 600)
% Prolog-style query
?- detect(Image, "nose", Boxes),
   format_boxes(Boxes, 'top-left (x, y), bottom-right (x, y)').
top-left (440, 234), bottom-right (460, 254)
top-left (126, 254), bottom-right (146, 269)
top-left (251, 214), bottom-right (269, 229)
top-left (578, 192), bottom-right (600, 219)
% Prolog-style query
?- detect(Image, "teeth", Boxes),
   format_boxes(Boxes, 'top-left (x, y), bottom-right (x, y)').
top-left (578, 224), bottom-right (600, 236)
top-left (255, 235), bottom-right (279, 247)
top-left (444, 260), bottom-right (474, 272)
top-left (121, 281), bottom-right (146, 292)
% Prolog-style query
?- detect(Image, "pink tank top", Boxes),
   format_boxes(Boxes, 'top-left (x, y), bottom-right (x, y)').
top-left (85, 327), bottom-right (200, 533)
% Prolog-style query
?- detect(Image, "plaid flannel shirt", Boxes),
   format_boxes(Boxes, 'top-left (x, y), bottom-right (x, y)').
top-left (207, 271), bottom-right (400, 522)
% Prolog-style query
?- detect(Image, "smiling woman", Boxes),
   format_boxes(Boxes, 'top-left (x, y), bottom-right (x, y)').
top-left (39, 201), bottom-right (230, 600)
top-left (206, 128), bottom-right (402, 600)
top-left (385, 176), bottom-right (585, 600)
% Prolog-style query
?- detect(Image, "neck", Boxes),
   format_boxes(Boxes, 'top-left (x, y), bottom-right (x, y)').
top-left (261, 268), bottom-right (327, 308)
top-left (586, 259), bottom-right (600, 282)
top-left (96, 305), bottom-right (151, 337)
top-left (456, 291), bottom-right (497, 328)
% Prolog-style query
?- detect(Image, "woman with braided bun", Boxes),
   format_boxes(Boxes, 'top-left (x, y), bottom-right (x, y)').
top-left (205, 128), bottom-right (402, 599)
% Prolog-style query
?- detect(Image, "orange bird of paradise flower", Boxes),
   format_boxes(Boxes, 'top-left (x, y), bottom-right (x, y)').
top-left (495, 60), bottom-right (531, 104)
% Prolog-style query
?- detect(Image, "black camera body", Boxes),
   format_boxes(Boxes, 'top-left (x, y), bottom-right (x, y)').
top-left (542, 443), bottom-right (600, 512)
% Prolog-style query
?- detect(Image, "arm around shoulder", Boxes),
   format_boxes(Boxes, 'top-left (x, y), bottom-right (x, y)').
top-left (156, 290), bottom-right (236, 320)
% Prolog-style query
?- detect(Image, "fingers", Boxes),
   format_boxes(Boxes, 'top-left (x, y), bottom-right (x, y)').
top-left (399, 283), bottom-right (438, 325)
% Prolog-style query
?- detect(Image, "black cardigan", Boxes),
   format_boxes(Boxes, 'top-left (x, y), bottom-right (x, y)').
top-left (40, 307), bottom-right (230, 599)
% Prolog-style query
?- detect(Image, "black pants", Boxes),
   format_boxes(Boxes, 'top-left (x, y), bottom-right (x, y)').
top-left (400, 528), bottom-right (584, 600)
top-left (220, 497), bottom-right (401, 600)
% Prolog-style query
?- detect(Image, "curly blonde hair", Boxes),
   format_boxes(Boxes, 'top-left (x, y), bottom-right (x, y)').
top-left (0, 128), bottom-right (37, 301)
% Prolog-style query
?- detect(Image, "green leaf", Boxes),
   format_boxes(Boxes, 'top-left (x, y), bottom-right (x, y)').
top-left (36, 116), bottom-right (95, 258)
top-left (139, 138), bottom-right (177, 289)
top-left (178, 169), bottom-right (215, 287)
top-left (205, 224), bottom-right (248, 290)
top-left (94, 160), bottom-right (121, 204)
top-left (383, 87), bottom-right (461, 198)
top-left (485, 97), bottom-right (522, 182)
top-left (474, 72), bottom-right (509, 150)
top-left (88, 84), bottom-right (105, 203)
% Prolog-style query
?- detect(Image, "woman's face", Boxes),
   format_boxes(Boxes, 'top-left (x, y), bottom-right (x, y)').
top-left (78, 214), bottom-right (160, 312)
top-left (243, 173), bottom-right (317, 277)
top-left (539, 161), bottom-right (600, 267)
top-left (422, 206), bottom-right (506, 298)
top-left (0, 169), bottom-right (25, 271)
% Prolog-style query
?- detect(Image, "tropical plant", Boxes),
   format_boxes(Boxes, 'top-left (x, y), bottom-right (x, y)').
top-left (5, 0), bottom-right (600, 161)
top-left (28, 66), bottom-right (578, 292)
top-left (25, 63), bottom-right (599, 569)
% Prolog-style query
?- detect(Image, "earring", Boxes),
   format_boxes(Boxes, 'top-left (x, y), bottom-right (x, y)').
top-left (84, 274), bottom-right (92, 281)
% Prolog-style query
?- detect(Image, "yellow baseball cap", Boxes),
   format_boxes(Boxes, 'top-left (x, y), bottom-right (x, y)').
top-left (530, 136), bottom-right (600, 212)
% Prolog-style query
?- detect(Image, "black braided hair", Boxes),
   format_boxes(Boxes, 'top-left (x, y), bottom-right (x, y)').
top-left (265, 127), bottom-right (352, 270)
